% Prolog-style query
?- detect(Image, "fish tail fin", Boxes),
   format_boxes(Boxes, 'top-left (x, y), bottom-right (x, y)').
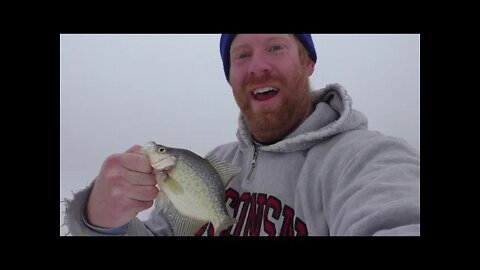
top-left (214, 217), bottom-right (237, 236)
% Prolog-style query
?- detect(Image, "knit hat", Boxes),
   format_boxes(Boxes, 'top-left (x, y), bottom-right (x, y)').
top-left (220, 34), bottom-right (317, 81)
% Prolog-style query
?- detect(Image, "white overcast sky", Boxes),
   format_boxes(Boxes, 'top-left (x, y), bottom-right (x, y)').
top-left (60, 34), bottom-right (420, 235)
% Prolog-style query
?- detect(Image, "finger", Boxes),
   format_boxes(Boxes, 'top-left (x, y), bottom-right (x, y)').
top-left (124, 170), bottom-right (157, 186)
top-left (125, 145), bottom-right (142, 154)
top-left (126, 185), bottom-right (159, 201)
top-left (119, 153), bottom-right (152, 173)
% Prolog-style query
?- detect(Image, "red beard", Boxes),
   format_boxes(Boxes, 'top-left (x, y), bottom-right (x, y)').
top-left (233, 68), bottom-right (312, 143)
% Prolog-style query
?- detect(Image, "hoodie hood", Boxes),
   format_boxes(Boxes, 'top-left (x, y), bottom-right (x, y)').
top-left (236, 83), bottom-right (368, 152)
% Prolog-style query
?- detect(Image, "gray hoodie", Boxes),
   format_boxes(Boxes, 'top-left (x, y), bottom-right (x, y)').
top-left (63, 83), bottom-right (420, 236)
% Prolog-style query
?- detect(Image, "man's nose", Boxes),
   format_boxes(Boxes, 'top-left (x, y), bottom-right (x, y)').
top-left (248, 52), bottom-right (272, 78)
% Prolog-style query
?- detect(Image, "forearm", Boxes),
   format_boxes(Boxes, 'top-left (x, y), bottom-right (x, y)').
top-left (62, 182), bottom-right (162, 236)
top-left (326, 137), bottom-right (420, 236)
top-left (63, 182), bottom-right (114, 236)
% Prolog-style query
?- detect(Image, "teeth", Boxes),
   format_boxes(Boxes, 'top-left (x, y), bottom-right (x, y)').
top-left (253, 87), bottom-right (279, 95)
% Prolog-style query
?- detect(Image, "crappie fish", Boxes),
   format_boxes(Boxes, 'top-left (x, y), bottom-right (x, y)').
top-left (141, 141), bottom-right (240, 236)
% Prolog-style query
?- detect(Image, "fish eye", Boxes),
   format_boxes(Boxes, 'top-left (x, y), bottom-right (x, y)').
top-left (158, 147), bottom-right (166, 153)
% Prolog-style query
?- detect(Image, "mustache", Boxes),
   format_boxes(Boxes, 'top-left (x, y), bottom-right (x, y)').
top-left (244, 74), bottom-right (282, 89)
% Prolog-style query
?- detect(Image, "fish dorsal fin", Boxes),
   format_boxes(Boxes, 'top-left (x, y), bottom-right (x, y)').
top-left (204, 153), bottom-right (241, 188)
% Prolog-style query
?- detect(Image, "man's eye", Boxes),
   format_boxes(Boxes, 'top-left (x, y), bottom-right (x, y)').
top-left (235, 53), bottom-right (250, 59)
top-left (268, 45), bottom-right (284, 52)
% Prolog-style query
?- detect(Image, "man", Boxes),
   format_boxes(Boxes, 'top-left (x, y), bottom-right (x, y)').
top-left (64, 34), bottom-right (420, 236)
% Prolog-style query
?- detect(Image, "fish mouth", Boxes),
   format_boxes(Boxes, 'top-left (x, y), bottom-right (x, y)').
top-left (157, 166), bottom-right (174, 175)
top-left (151, 155), bottom-right (177, 174)
top-left (153, 167), bottom-right (174, 185)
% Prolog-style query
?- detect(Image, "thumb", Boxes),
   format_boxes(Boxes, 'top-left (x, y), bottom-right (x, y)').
top-left (125, 145), bottom-right (143, 154)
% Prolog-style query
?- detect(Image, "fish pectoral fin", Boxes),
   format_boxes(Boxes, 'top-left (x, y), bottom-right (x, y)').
top-left (164, 176), bottom-right (183, 194)
top-left (204, 154), bottom-right (241, 188)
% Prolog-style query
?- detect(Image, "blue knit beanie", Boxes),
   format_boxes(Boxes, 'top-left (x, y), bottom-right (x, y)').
top-left (220, 34), bottom-right (317, 81)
